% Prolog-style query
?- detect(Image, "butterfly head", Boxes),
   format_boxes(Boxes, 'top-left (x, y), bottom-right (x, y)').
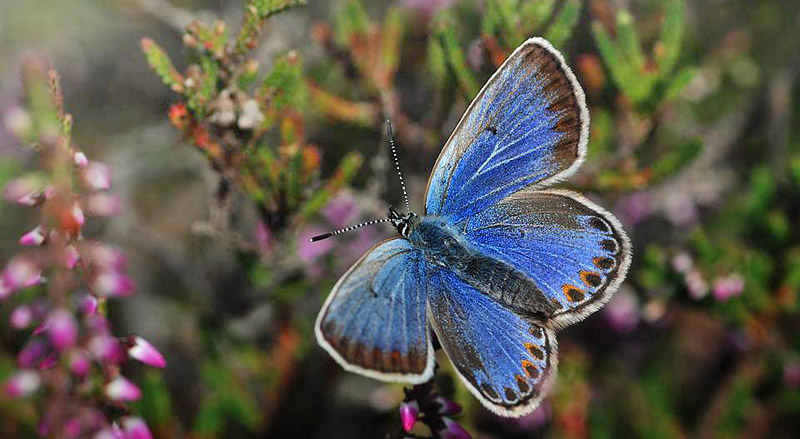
top-left (388, 206), bottom-right (418, 238)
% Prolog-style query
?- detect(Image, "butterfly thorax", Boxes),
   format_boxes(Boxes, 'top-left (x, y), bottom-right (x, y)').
top-left (409, 217), bottom-right (558, 318)
top-left (388, 206), bottom-right (419, 237)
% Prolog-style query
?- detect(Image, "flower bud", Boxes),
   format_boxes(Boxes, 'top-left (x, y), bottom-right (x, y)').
top-left (73, 151), bottom-right (89, 167)
top-left (19, 226), bottom-right (46, 246)
top-left (121, 417), bottom-right (154, 439)
top-left (82, 162), bottom-right (112, 191)
top-left (10, 305), bottom-right (33, 329)
top-left (435, 396), bottom-right (463, 416)
top-left (439, 417), bottom-right (472, 439)
top-left (47, 309), bottom-right (78, 350)
top-left (127, 336), bottom-right (166, 368)
top-left (399, 401), bottom-right (419, 432)
top-left (92, 271), bottom-right (135, 297)
top-left (105, 376), bottom-right (142, 401)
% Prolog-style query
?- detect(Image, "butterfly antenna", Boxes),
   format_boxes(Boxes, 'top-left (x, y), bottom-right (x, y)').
top-left (308, 218), bottom-right (391, 242)
top-left (385, 119), bottom-right (411, 213)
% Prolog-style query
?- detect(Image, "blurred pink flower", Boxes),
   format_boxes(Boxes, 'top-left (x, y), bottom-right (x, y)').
top-left (38, 352), bottom-right (58, 369)
top-left (685, 269), bottom-right (708, 300)
top-left (47, 309), bottom-right (78, 350)
top-left (467, 39), bottom-right (484, 70)
top-left (88, 244), bottom-right (127, 270)
top-left (89, 334), bottom-right (125, 364)
top-left (664, 193), bottom-right (699, 226)
top-left (2, 256), bottom-right (41, 291)
top-left (435, 396), bottom-right (462, 416)
top-left (671, 252), bottom-right (693, 274)
top-left (513, 401), bottom-right (551, 430)
top-left (69, 351), bottom-right (91, 378)
top-left (18, 340), bottom-right (48, 368)
top-left (402, 0), bottom-right (456, 15)
top-left (2, 175), bottom-right (46, 206)
top-left (86, 193), bottom-right (122, 216)
top-left (65, 244), bottom-right (80, 269)
top-left (712, 274), bottom-right (744, 302)
top-left (615, 191), bottom-right (654, 226)
top-left (73, 151), bottom-right (88, 167)
top-left (322, 193), bottom-right (358, 228)
top-left (122, 417), bottom-right (154, 439)
top-left (105, 376), bottom-right (141, 401)
top-left (297, 227), bottom-right (334, 262)
top-left (256, 220), bottom-right (273, 256)
top-left (439, 417), bottom-right (471, 439)
top-left (81, 162), bottom-right (112, 191)
top-left (5, 370), bottom-right (41, 398)
top-left (127, 336), bottom-right (166, 368)
top-left (92, 271), bottom-right (135, 297)
top-left (604, 288), bottom-right (639, 333)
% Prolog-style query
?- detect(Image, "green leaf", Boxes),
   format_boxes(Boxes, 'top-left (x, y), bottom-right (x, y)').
top-left (133, 371), bottom-right (173, 427)
top-left (662, 66), bottom-right (696, 101)
top-left (545, 0), bottom-right (582, 49)
top-left (141, 38), bottom-right (185, 93)
top-left (336, 0), bottom-right (370, 46)
top-left (650, 138), bottom-right (703, 179)
top-left (260, 54), bottom-right (307, 111)
top-left (436, 20), bottom-right (479, 98)
top-left (519, 0), bottom-right (555, 30)
top-left (380, 7), bottom-right (406, 78)
top-left (656, 0), bottom-right (685, 77)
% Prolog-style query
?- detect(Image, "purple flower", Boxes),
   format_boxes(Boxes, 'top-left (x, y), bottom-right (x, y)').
top-left (17, 340), bottom-right (48, 368)
top-left (127, 336), bottom-right (166, 368)
top-left (69, 351), bottom-right (91, 378)
top-left (89, 334), bottom-right (125, 363)
top-left (712, 274), bottom-right (745, 302)
top-left (81, 162), bottom-right (112, 191)
top-left (80, 294), bottom-right (98, 315)
top-left (399, 400), bottom-right (419, 432)
top-left (615, 191), bottom-right (654, 226)
top-left (5, 370), bottom-right (41, 398)
top-left (19, 225), bottom-right (46, 246)
top-left (256, 220), bottom-right (273, 256)
top-left (513, 401), bottom-right (551, 431)
top-left (65, 244), bottom-right (80, 269)
top-left (438, 417), bottom-right (472, 439)
top-left (39, 352), bottom-right (59, 369)
top-left (604, 287), bottom-right (639, 333)
top-left (63, 417), bottom-right (82, 438)
top-left (47, 309), bottom-right (78, 350)
top-left (322, 193), bottom-right (358, 228)
top-left (297, 227), bottom-right (334, 262)
top-left (121, 417), bottom-right (154, 439)
top-left (435, 396), bottom-right (462, 416)
top-left (105, 376), bottom-right (142, 401)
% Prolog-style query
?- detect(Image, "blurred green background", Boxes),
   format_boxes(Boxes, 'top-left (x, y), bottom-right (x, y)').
top-left (1, 0), bottom-right (799, 438)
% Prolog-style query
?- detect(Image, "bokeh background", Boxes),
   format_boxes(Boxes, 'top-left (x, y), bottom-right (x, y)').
top-left (1, 0), bottom-right (799, 438)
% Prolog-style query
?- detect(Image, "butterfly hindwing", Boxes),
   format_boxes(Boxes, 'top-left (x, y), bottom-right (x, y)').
top-left (425, 37), bottom-right (589, 222)
top-left (315, 238), bottom-right (434, 383)
top-left (427, 266), bottom-right (557, 417)
top-left (459, 189), bottom-right (632, 329)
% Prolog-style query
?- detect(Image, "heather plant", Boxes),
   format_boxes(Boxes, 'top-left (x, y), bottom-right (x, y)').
top-left (1, 61), bottom-right (164, 438)
top-left (1, 0), bottom-right (799, 438)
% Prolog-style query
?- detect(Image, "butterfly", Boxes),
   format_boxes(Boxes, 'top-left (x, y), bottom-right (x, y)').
top-left (313, 37), bottom-right (631, 417)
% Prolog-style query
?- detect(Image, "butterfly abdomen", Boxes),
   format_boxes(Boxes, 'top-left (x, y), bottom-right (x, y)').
top-left (411, 218), bottom-right (557, 316)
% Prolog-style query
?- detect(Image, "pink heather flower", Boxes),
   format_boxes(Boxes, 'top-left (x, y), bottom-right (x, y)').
top-left (92, 271), bottom-right (135, 297)
top-left (71, 203), bottom-right (85, 227)
top-left (783, 360), bottom-right (800, 388)
top-left (671, 252), bottom-right (693, 274)
top-left (69, 351), bottom-right (91, 377)
top-left (10, 306), bottom-right (34, 329)
top-left (0, 281), bottom-right (10, 300)
top-left (615, 191), bottom-right (654, 226)
top-left (439, 417), bottom-right (472, 439)
top-left (2, 256), bottom-right (41, 291)
top-left (3, 175), bottom-right (45, 206)
top-left (5, 370), bottom-right (41, 398)
top-left (88, 244), bottom-right (127, 270)
top-left (4, 106), bottom-right (33, 139)
top-left (121, 417), bottom-right (154, 439)
top-left (127, 336), bottom-right (166, 368)
top-left (467, 39), bottom-right (484, 70)
top-left (399, 401), bottom-right (419, 432)
top-left (94, 425), bottom-right (125, 439)
top-left (712, 274), bottom-right (745, 302)
top-left (105, 376), bottom-right (142, 401)
top-left (33, 322), bottom-right (48, 335)
top-left (66, 244), bottom-right (80, 269)
top-left (605, 288), bottom-right (639, 333)
top-left (664, 193), bottom-right (699, 226)
top-left (435, 397), bottom-right (462, 416)
top-left (82, 162), bottom-right (112, 191)
top-left (87, 193), bottom-right (122, 216)
top-left (80, 294), bottom-right (98, 315)
top-left (19, 225), bottom-right (46, 246)
top-left (18, 340), bottom-right (48, 368)
top-left (63, 418), bottom-right (82, 438)
top-left (89, 334), bottom-right (125, 363)
top-left (685, 269), bottom-right (708, 300)
top-left (73, 151), bottom-right (88, 167)
top-left (39, 352), bottom-right (58, 369)
top-left (322, 193), bottom-right (358, 228)
top-left (47, 309), bottom-right (78, 350)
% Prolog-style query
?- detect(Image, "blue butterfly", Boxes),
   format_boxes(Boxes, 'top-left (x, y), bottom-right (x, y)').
top-left (313, 37), bottom-right (631, 417)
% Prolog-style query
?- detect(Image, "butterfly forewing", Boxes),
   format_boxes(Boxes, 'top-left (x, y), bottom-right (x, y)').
top-left (427, 267), bottom-right (557, 417)
top-left (425, 37), bottom-right (589, 222)
top-left (315, 238), bottom-right (434, 383)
